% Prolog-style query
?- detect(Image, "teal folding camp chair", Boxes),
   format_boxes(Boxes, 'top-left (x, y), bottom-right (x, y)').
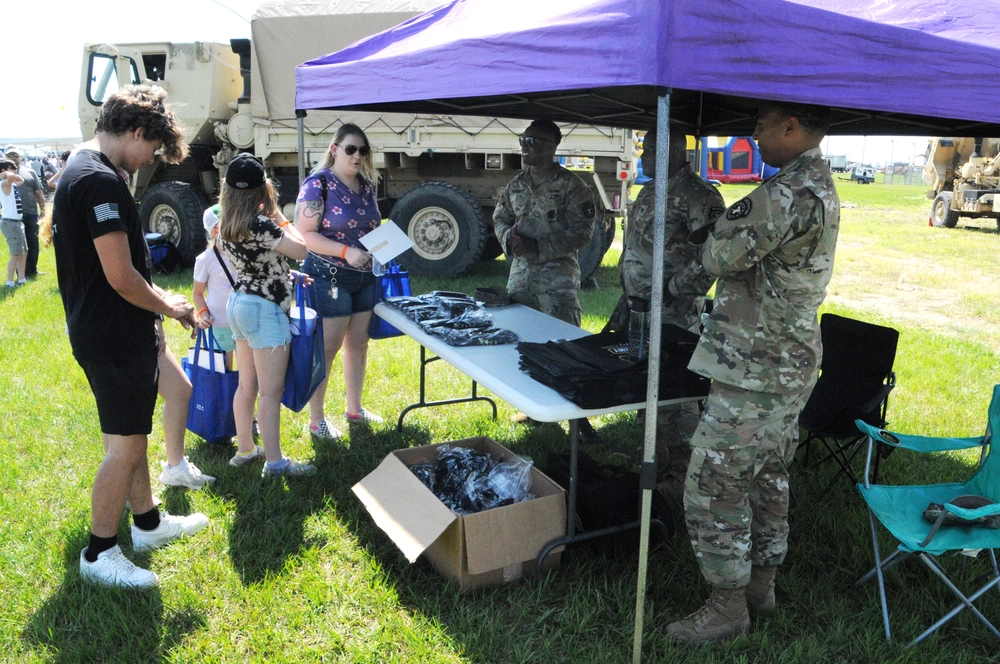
top-left (854, 384), bottom-right (1000, 646)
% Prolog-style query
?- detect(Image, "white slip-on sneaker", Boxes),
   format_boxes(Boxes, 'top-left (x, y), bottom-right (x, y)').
top-left (159, 457), bottom-right (216, 490)
top-left (229, 444), bottom-right (265, 467)
top-left (79, 545), bottom-right (158, 589)
top-left (131, 512), bottom-right (210, 553)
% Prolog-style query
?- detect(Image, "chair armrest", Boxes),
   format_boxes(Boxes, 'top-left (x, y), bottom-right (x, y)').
top-left (854, 419), bottom-right (985, 453)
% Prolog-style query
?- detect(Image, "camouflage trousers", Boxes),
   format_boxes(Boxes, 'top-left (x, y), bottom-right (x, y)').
top-left (682, 381), bottom-right (811, 589)
top-left (511, 288), bottom-right (582, 327)
top-left (646, 400), bottom-right (701, 483)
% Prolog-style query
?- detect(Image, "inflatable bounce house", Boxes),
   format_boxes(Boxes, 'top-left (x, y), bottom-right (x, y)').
top-left (701, 136), bottom-right (773, 183)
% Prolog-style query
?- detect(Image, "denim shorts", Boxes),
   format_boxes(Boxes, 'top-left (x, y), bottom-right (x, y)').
top-left (303, 255), bottom-right (377, 318)
top-left (226, 291), bottom-right (292, 349)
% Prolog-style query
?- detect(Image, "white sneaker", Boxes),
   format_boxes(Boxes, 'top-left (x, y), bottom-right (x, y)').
top-left (229, 444), bottom-right (265, 467)
top-left (159, 457), bottom-right (216, 490)
top-left (131, 512), bottom-right (210, 553)
top-left (79, 545), bottom-right (158, 589)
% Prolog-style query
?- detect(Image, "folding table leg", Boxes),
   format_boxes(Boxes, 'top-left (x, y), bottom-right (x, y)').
top-left (395, 345), bottom-right (498, 430)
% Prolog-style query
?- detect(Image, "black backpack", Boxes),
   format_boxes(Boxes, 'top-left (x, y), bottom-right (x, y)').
top-left (544, 452), bottom-right (674, 557)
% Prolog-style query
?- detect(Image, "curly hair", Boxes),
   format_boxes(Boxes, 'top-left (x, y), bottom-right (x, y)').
top-left (95, 85), bottom-right (188, 164)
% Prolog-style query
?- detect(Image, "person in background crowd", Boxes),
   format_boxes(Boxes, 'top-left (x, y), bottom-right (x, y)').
top-left (53, 85), bottom-right (208, 589)
top-left (1, 159), bottom-right (26, 287)
top-left (294, 123), bottom-right (383, 441)
top-left (665, 102), bottom-right (840, 645)
top-left (3, 146), bottom-right (46, 279)
top-left (218, 153), bottom-right (316, 477)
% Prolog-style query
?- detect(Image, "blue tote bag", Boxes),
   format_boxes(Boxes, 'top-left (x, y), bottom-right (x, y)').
top-left (282, 279), bottom-right (326, 412)
top-left (368, 261), bottom-right (411, 340)
top-left (182, 327), bottom-right (239, 442)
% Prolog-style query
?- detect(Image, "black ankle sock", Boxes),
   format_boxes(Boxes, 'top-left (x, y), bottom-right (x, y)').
top-left (85, 533), bottom-right (118, 562)
top-left (132, 507), bottom-right (161, 532)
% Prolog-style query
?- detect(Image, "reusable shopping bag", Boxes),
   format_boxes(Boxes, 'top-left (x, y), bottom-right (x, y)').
top-left (368, 261), bottom-right (411, 340)
top-left (182, 326), bottom-right (239, 441)
top-left (282, 279), bottom-right (326, 411)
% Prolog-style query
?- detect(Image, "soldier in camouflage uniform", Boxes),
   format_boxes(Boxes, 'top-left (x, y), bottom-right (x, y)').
top-left (665, 102), bottom-right (840, 645)
top-left (618, 126), bottom-right (725, 498)
top-left (493, 119), bottom-right (597, 327)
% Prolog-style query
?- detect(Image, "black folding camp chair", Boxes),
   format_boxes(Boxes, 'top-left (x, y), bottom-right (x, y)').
top-left (855, 385), bottom-right (1000, 646)
top-left (798, 313), bottom-right (899, 504)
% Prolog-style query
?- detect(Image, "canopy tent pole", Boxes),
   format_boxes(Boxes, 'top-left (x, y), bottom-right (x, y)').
top-left (631, 90), bottom-right (671, 664)
top-left (296, 109), bottom-right (307, 185)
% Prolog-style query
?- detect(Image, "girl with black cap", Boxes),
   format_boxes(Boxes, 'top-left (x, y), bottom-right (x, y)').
top-left (218, 153), bottom-right (315, 477)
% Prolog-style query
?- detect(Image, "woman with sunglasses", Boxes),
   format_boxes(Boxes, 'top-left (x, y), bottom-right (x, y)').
top-left (294, 124), bottom-right (383, 440)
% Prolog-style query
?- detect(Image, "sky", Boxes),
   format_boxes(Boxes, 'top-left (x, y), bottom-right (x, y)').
top-left (1, 0), bottom-right (928, 167)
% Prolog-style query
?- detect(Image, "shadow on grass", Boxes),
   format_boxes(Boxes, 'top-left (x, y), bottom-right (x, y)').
top-left (198, 423), bottom-right (431, 586)
top-left (22, 528), bottom-right (205, 663)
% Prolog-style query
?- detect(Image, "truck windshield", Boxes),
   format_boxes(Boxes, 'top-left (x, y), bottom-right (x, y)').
top-left (87, 53), bottom-right (140, 106)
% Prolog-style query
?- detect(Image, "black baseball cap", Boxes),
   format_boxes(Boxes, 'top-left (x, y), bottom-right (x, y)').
top-left (225, 153), bottom-right (266, 189)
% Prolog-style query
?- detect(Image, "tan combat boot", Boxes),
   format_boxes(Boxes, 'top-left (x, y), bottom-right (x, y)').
top-left (745, 565), bottom-right (777, 616)
top-left (664, 587), bottom-right (750, 645)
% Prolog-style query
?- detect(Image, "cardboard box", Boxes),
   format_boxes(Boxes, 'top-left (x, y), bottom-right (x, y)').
top-left (353, 436), bottom-right (567, 592)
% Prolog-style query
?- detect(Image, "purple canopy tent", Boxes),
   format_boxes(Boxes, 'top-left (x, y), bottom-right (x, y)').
top-left (296, 0), bottom-right (1000, 135)
top-left (294, 1), bottom-right (1000, 660)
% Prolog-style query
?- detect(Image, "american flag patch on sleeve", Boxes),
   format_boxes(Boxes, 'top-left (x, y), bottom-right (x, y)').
top-left (93, 203), bottom-right (120, 223)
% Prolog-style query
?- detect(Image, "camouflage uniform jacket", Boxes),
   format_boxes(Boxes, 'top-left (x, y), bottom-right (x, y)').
top-left (493, 165), bottom-right (596, 296)
top-left (620, 163), bottom-right (726, 331)
top-left (688, 147), bottom-right (840, 395)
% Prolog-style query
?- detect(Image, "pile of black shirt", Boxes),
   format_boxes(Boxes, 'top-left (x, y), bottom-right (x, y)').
top-left (383, 291), bottom-right (519, 346)
top-left (410, 445), bottom-right (534, 515)
top-left (517, 326), bottom-right (710, 409)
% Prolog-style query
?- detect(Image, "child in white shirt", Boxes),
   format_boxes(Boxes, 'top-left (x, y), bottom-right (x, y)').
top-left (193, 205), bottom-right (237, 368)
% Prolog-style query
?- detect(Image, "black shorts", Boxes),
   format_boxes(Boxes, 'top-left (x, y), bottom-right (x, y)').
top-left (77, 353), bottom-right (159, 435)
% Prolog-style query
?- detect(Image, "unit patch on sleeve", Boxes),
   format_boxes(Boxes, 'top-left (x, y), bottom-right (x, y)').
top-left (725, 198), bottom-right (752, 220)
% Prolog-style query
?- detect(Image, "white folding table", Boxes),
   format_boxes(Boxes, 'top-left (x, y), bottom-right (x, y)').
top-left (374, 302), bottom-right (701, 572)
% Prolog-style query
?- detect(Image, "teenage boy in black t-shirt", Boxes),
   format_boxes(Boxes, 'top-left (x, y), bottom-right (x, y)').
top-left (53, 85), bottom-right (209, 589)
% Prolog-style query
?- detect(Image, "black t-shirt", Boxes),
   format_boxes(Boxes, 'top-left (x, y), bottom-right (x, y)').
top-left (53, 149), bottom-right (156, 359)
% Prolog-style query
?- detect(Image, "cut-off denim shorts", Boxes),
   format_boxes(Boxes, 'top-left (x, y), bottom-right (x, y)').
top-left (226, 291), bottom-right (292, 349)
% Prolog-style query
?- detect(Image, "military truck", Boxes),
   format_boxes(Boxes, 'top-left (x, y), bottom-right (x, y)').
top-left (78, 0), bottom-right (636, 278)
top-left (924, 136), bottom-right (1000, 229)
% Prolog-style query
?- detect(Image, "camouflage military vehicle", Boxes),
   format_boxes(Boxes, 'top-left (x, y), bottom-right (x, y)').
top-left (924, 136), bottom-right (1000, 229)
top-left (78, 0), bottom-right (637, 277)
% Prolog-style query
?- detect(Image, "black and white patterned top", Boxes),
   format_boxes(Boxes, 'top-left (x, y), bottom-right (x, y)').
top-left (220, 214), bottom-right (293, 311)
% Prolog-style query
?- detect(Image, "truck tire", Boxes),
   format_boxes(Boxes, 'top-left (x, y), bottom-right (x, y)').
top-left (931, 192), bottom-right (960, 228)
top-left (577, 212), bottom-right (615, 282)
top-left (140, 181), bottom-right (208, 265)
top-left (391, 182), bottom-right (487, 276)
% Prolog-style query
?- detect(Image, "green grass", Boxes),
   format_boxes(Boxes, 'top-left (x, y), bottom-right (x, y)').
top-left (3, 176), bottom-right (1000, 662)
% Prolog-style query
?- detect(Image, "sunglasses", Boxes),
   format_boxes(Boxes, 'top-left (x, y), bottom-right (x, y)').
top-left (337, 143), bottom-right (370, 157)
top-left (518, 136), bottom-right (553, 148)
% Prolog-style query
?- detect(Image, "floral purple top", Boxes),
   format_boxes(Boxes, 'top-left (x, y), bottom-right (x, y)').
top-left (297, 168), bottom-right (380, 271)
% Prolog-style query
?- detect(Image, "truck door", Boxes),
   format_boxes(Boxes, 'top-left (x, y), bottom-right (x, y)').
top-left (84, 44), bottom-right (141, 106)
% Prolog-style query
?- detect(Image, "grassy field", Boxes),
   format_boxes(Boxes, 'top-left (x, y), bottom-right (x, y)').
top-left (2, 177), bottom-right (1000, 663)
